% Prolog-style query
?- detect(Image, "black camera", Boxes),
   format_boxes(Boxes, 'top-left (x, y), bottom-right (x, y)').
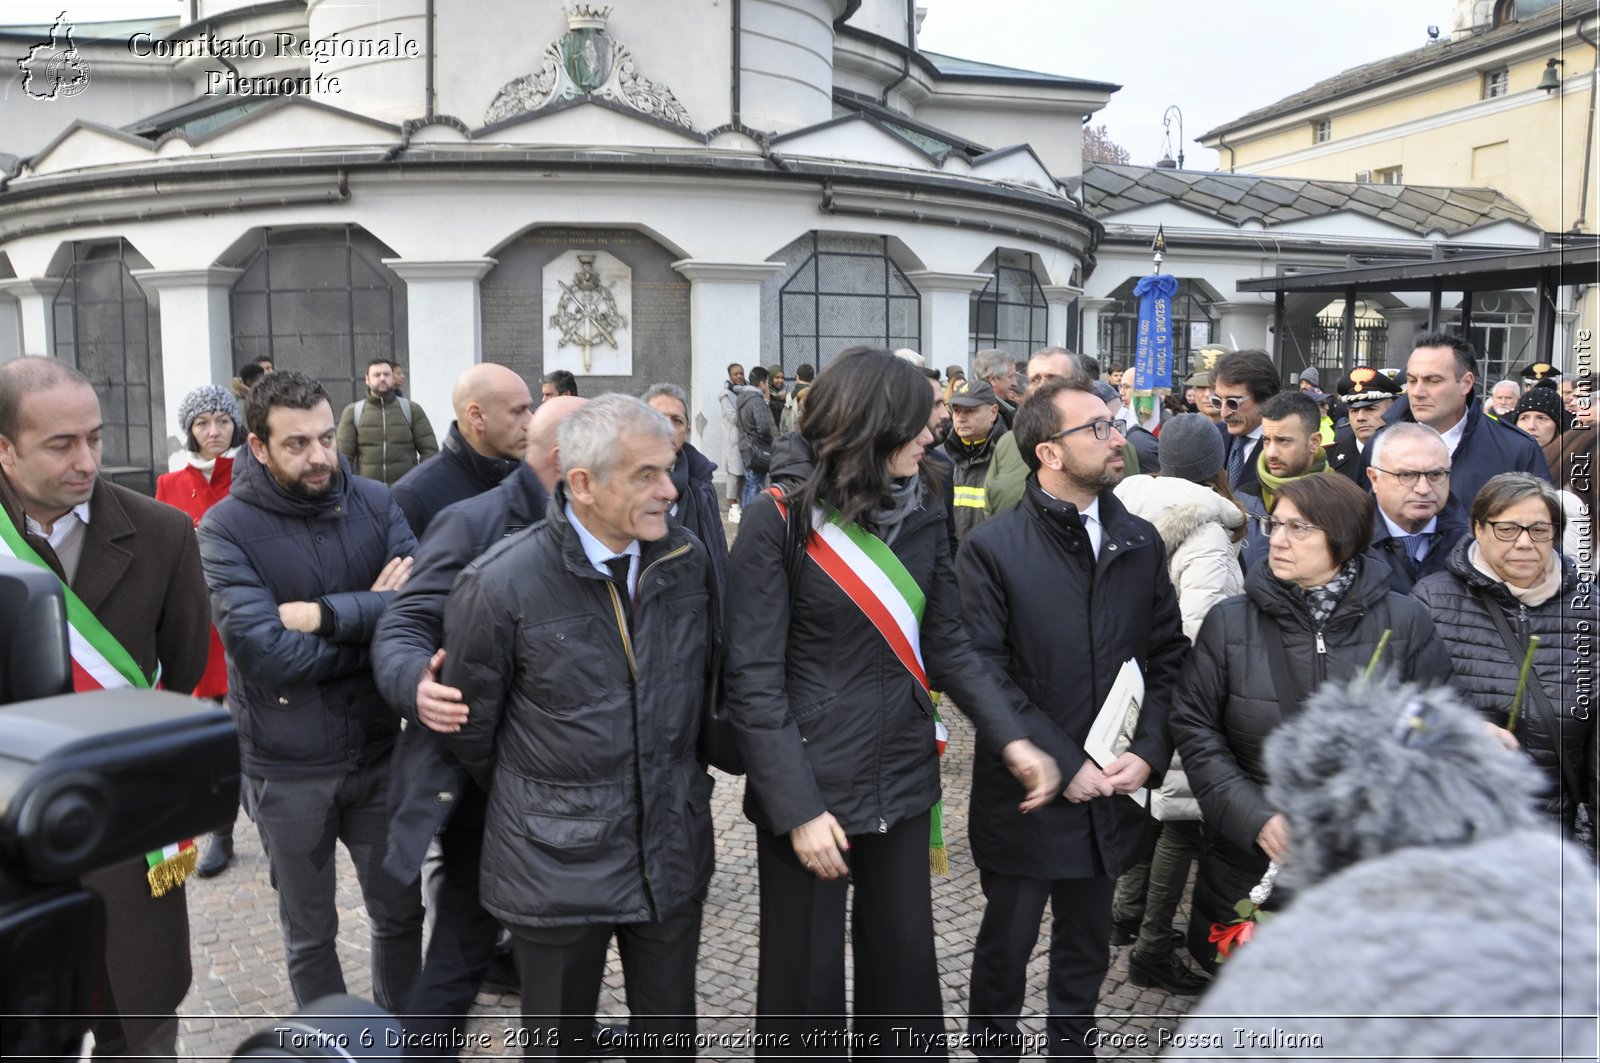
top-left (0, 558), bottom-right (239, 1059)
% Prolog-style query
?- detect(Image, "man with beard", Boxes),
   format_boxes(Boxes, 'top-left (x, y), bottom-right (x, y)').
top-left (1236, 390), bottom-right (1332, 571)
top-left (1325, 366), bottom-right (1402, 483)
top-left (959, 378), bottom-right (1186, 1060)
top-left (200, 370), bottom-right (424, 1013)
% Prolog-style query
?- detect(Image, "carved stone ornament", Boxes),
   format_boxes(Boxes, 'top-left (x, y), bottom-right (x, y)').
top-left (485, 5), bottom-right (692, 130)
top-left (547, 253), bottom-right (630, 372)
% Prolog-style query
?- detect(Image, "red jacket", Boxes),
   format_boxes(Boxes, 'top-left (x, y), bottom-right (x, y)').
top-left (155, 455), bottom-right (234, 700)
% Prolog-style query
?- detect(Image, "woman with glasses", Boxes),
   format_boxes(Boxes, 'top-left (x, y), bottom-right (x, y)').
top-left (1413, 473), bottom-right (1597, 835)
top-left (1171, 473), bottom-right (1451, 971)
top-left (721, 347), bottom-right (1061, 1055)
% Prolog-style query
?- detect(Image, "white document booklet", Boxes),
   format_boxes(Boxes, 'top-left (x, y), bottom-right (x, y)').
top-left (1083, 658), bottom-right (1147, 807)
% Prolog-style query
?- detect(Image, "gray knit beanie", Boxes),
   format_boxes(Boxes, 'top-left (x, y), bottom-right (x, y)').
top-left (1157, 412), bottom-right (1224, 483)
top-left (178, 385), bottom-right (241, 437)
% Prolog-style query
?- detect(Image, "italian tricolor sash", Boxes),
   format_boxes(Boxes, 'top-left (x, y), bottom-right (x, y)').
top-left (770, 489), bottom-right (951, 873)
top-left (771, 489), bottom-right (928, 692)
top-left (0, 513), bottom-right (197, 897)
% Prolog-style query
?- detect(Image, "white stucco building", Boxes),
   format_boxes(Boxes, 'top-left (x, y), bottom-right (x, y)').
top-left (0, 0), bottom-right (1117, 484)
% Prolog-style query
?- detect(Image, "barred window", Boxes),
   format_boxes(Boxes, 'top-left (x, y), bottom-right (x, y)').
top-left (969, 249), bottom-right (1047, 359)
top-left (773, 232), bottom-right (920, 372)
top-left (52, 238), bottom-right (162, 487)
top-left (1313, 118), bottom-right (1332, 144)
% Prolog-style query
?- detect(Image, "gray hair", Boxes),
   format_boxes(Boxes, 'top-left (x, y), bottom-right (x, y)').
top-left (1368, 422), bottom-right (1447, 470)
top-left (1028, 346), bottom-right (1092, 388)
top-left (973, 348), bottom-right (1015, 381)
top-left (1469, 471), bottom-right (1564, 534)
top-left (559, 393), bottom-right (674, 482)
top-left (1491, 378), bottom-right (1522, 397)
top-left (640, 382), bottom-right (688, 413)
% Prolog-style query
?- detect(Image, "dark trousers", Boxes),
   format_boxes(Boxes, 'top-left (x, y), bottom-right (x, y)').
top-left (754, 811), bottom-right (945, 1060)
top-left (400, 780), bottom-right (504, 1057)
top-left (967, 871), bottom-right (1114, 1062)
top-left (510, 902), bottom-right (701, 1061)
top-left (1111, 820), bottom-right (1201, 959)
top-left (246, 761), bottom-right (424, 1013)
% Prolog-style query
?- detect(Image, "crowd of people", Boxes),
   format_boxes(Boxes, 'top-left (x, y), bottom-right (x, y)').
top-left (0, 327), bottom-right (1594, 1062)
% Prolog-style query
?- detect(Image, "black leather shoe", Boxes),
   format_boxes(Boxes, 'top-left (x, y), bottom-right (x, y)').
top-left (1127, 949), bottom-right (1212, 995)
top-left (194, 833), bottom-right (233, 878)
top-left (1109, 918), bottom-right (1140, 946)
top-left (478, 949), bottom-right (519, 995)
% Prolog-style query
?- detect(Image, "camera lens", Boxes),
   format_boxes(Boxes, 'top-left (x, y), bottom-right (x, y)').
top-left (20, 771), bottom-right (110, 878)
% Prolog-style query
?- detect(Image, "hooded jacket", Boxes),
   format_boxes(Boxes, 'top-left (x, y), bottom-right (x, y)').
top-left (337, 389), bottom-right (440, 486)
top-left (957, 477), bottom-right (1189, 877)
top-left (1114, 473), bottom-right (1246, 825)
top-left (722, 443), bottom-right (1031, 838)
top-left (442, 495), bottom-right (716, 927)
top-left (1362, 394), bottom-right (1552, 511)
top-left (390, 420), bottom-right (517, 536)
top-left (199, 448), bottom-right (417, 779)
top-left (733, 384), bottom-right (775, 473)
top-left (1412, 537), bottom-right (1597, 827)
top-left (1170, 555), bottom-right (1453, 963)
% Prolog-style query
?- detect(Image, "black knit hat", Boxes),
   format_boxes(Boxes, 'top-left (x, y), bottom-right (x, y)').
top-left (1511, 380), bottom-right (1572, 433)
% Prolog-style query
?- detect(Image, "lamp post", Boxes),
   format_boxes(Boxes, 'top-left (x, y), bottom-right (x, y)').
top-left (1157, 104), bottom-right (1185, 170)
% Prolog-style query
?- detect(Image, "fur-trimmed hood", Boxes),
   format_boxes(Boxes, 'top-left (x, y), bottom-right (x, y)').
top-left (1113, 473), bottom-right (1245, 555)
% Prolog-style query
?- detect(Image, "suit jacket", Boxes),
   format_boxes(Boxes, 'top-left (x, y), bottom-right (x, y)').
top-left (1221, 425), bottom-right (1265, 496)
top-left (1324, 425), bottom-right (1366, 484)
top-left (0, 472), bottom-right (210, 1043)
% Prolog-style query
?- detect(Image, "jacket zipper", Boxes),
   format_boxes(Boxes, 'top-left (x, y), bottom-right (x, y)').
top-left (608, 542), bottom-right (691, 916)
top-left (1314, 629), bottom-right (1327, 688)
top-left (379, 401), bottom-right (389, 476)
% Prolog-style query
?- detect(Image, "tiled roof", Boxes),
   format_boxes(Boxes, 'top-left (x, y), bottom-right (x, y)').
top-left (1080, 163), bottom-right (1535, 236)
top-left (919, 51), bottom-right (1119, 92)
top-left (1199, 0), bottom-right (1581, 141)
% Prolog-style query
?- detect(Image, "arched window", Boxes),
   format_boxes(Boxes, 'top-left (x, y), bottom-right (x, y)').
top-left (773, 233), bottom-right (920, 371)
top-left (970, 250), bottom-right (1046, 359)
top-left (52, 239), bottom-right (162, 486)
top-left (229, 227), bottom-right (407, 409)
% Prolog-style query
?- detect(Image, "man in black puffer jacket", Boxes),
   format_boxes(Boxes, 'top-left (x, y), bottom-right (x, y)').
top-left (199, 370), bottom-right (423, 1013)
top-left (442, 395), bottom-right (716, 1056)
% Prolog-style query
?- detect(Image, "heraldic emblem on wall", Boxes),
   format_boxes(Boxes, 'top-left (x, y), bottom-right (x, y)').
top-left (485, 5), bottom-right (692, 130)
top-left (549, 254), bottom-right (629, 372)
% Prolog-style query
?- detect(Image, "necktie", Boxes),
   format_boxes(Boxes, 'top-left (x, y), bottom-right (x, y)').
top-left (1402, 532), bottom-right (1432, 571)
top-left (1226, 438), bottom-right (1247, 489)
top-left (604, 555), bottom-right (633, 612)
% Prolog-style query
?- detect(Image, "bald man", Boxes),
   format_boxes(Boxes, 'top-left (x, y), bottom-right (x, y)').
top-left (391, 363), bottom-right (533, 536)
top-left (375, 393), bottom-right (586, 1051)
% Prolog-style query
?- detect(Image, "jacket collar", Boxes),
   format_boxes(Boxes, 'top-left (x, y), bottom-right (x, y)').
top-left (1021, 474), bottom-right (1151, 565)
top-left (0, 472), bottom-right (135, 604)
top-left (366, 389), bottom-right (400, 405)
top-left (443, 422), bottom-right (517, 489)
top-left (499, 461), bottom-right (549, 528)
top-left (229, 442), bottom-right (350, 518)
top-left (1440, 530), bottom-right (1581, 601)
top-left (1370, 494), bottom-right (1468, 546)
top-left (1246, 553), bottom-right (1390, 630)
top-left (548, 483), bottom-right (693, 583)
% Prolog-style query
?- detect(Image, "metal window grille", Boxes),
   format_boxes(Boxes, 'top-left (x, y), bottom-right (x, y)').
top-left (969, 250), bottom-right (1047, 359)
top-left (52, 239), bottom-right (161, 491)
top-left (1314, 119), bottom-right (1332, 144)
top-left (777, 233), bottom-right (920, 373)
top-left (229, 227), bottom-right (404, 409)
top-left (1485, 68), bottom-right (1510, 98)
top-left (1095, 279), bottom-right (1216, 374)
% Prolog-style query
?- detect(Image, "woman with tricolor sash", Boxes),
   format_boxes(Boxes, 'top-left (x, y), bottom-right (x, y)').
top-left (722, 348), bottom-right (1062, 1055)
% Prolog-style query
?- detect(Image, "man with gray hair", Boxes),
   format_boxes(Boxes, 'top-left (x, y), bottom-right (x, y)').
top-left (443, 394), bottom-right (717, 1056)
top-left (1488, 378), bottom-right (1522, 419)
top-left (1363, 422), bottom-right (1467, 593)
top-left (974, 347), bottom-right (1022, 429)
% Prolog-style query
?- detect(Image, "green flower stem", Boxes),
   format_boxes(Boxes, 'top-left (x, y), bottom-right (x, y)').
top-left (1507, 635), bottom-right (1541, 733)
top-left (1364, 629), bottom-right (1393, 682)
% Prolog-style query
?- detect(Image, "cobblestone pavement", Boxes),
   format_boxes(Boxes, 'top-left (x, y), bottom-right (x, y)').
top-left (176, 506), bottom-right (1198, 1058)
top-left (178, 708), bottom-right (1196, 1059)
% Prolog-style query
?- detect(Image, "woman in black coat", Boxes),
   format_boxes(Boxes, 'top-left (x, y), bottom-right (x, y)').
top-left (1413, 472), bottom-right (1596, 833)
top-left (1171, 473), bottom-right (1453, 971)
top-left (721, 348), bottom-right (1060, 1055)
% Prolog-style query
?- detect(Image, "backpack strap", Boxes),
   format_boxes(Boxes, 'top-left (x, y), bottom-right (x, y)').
top-left (352, 397), bottom-right (412, 425)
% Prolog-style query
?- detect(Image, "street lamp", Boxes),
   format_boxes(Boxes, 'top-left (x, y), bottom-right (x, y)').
top-left (1157, 105), bottom-right (1185, 170)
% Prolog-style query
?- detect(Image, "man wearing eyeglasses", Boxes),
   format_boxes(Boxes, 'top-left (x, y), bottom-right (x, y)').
top-left (1208, 350), bottom-right (1280, 495)
top-left (1364, 423), bottom-right (1469, 593)
top-left (1325, 365), bottom-right (1402, 483)
top-left (958, 377), bottom-right (1186, 1062)
top-left (1359, 332), bottom-right (1550, 511)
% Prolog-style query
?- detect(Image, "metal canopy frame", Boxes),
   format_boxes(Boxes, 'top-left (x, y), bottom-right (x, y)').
top-left (1237, 240), bottom-right (1600, 373)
